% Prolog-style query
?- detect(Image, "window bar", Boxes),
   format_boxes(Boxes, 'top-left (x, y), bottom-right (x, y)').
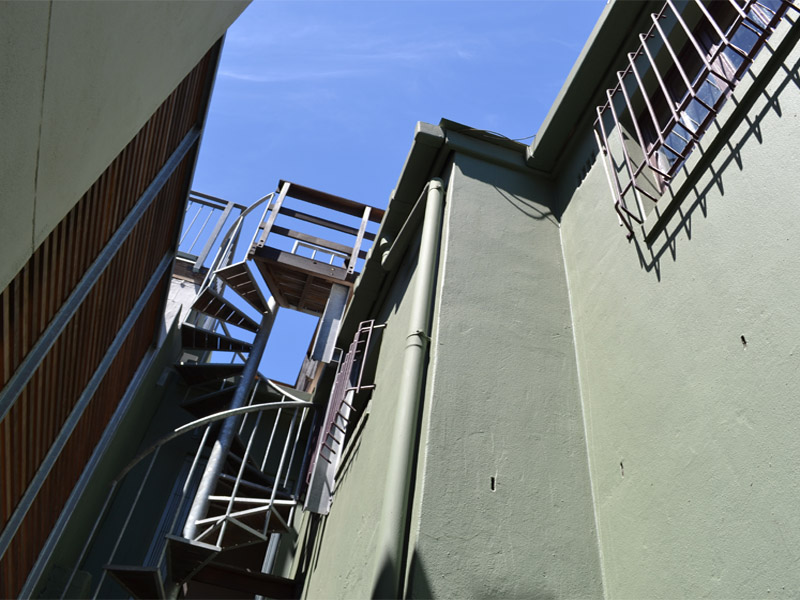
top-left (651, 13), bottom-right (718, 113)
top-left (689, 0), bottom-right (753, 62)
top-left (615, 70), bottom-right (671, 180)
top-left (727, 0), bottom-right (765, 31)
top-left (605, 89), bottom-right (649, 221)
top-left (594, 107), bottom-right (631, 227)
top-left (665, 0), bottom-right (736, 84)
top-left (626, 51), bottom-right (687, 160)
top-left (639, 31), bottom-right (699, 144)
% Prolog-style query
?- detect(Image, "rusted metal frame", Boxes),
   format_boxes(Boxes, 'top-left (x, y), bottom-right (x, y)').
top-left (614, 203), bottom-right (637, 239)
top-left (256, 181), bottom-right (290, 250)
top-left (348, 206), bottom-right (371, 275)
top-left (626, 52), bottom-right (672, 156)
top-left (0, 126), bottom-right (200, 423)
top-left (604, 90), bottom-right (649, 221)
top-left (0, 251), bottom-right (173, 562)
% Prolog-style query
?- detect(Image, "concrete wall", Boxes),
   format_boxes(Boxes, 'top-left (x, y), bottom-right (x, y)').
top-left (0, 0), bottom-right (248, 292)
top-left (407, 155), bottom-right (602, 599)
top-left (557, 25), bottom-right (800, 600)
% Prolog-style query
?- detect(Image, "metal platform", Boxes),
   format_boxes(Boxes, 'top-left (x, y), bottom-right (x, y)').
top-left (247, 180), bottom-right (382, 316)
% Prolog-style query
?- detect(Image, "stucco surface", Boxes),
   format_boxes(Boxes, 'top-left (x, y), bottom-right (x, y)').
top-left (301, 229), bottom-right (423, 599)
top-left (409, 156), bottom-right (602, 598)
top-left (558, 35), bottom-right (800, 599)
top-left (0, 0), bottom-right (248, 292)
top-left (0, 1), bottom-right (50, 292)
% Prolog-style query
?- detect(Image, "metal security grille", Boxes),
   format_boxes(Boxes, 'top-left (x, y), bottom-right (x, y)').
top-left (594, 0), bottom-right (798, 238)
top-left (304, 319), bottom-right (383, 514)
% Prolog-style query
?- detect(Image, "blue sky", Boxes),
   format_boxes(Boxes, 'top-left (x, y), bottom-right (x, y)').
top-left (189, 0), bottom-right (606, 383)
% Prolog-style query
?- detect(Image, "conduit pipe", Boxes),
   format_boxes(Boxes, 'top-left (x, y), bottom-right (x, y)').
top-left (183, 298), bottom-right (278, 539)
top-left (373, 178), bottom-right (444, 598)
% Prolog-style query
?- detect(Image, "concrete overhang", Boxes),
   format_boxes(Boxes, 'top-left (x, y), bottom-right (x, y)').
top-left (525, 0), bottom-right (661, 174)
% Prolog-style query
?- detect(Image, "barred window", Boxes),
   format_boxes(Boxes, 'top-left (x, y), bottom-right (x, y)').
top-left (594, 0), bottom-right (797, 238)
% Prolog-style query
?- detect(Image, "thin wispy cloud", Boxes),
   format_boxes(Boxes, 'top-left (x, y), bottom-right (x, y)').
top-left (219, 68), bottom-right (370, 84)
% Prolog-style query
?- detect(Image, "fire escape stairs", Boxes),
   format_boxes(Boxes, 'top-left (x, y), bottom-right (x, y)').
top-left (181, 322), bottom-right (254, 353)
top-left (191, 286), bottom-right (260, 332)
top-left (215, 261), bottom-right (271, 314)
top-left (99, 184), bottom-right (381, 599)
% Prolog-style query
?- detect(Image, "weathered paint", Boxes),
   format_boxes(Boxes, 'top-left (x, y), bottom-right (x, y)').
top-left (557, 24), bottom-right (800, 600)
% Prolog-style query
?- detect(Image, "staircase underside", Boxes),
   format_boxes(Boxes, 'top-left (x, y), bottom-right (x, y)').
top-left (250, 248), bottom-right (355, 316)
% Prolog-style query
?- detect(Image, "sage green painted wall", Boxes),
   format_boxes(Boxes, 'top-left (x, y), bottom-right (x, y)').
top-left (301, 225), bottom-right (424, 599)
top-left (557, 32), bottom-right (800, 600)
top-left (0, 0), bottom-right (248, 292)
top-left (407, 156), bottom-right (602, 599)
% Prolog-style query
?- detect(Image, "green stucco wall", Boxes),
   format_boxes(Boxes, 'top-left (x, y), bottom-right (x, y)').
top-left (557, 30), bottom-right (800, 600)
top-left (300, 147), bottom-right (603, 599)
top-left (407, 156), bottom-right (602, 599)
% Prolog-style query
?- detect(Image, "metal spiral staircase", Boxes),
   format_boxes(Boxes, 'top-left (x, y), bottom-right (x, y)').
top-left (63, 184), bottom-right (383, 599)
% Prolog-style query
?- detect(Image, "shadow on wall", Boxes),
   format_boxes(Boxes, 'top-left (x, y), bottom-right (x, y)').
top-left (492, 185), bottom-right (560, 226)
top-left (632, 49), bottom-right (800, 281)
top-left (405, 550), bottom-right (556, 600)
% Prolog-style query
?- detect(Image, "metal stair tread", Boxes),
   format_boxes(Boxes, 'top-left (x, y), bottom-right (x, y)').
top-left (104, 564), bottom-right (165, 599)
top-left (191, 286), bottom-right (260, 332)
top-left (215, 261), bottom-right (271, 315)
top-left (165, 534), bottom-right (220, 585)
top-left (174, 363), bottom-right (244, 385)
top-left (180, 386), bottom-right (236, 418)
top-left (181, 322), bottom-right (253, 353)
top-left (191, 560), bottom-right (296, 599)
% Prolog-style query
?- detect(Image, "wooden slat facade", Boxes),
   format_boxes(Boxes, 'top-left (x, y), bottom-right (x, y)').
top-left (0, 40), bottom-right (221, 598)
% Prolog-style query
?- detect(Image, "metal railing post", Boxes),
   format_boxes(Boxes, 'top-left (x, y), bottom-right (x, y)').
top-left (183, 300), bottom-right (278, 540)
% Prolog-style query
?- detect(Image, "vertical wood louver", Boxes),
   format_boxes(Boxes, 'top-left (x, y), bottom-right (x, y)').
top-left (0, 40), bottom-right (221, 598)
